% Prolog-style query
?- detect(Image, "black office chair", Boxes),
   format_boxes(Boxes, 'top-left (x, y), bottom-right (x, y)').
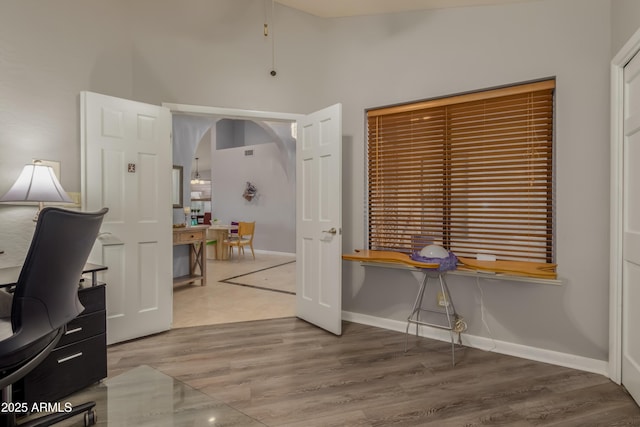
top-left (0, 207), bottom-right (108, 427)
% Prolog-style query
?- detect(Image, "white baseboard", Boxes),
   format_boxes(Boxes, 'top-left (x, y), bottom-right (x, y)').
top-left (342, 311), bottom-right (609, 377)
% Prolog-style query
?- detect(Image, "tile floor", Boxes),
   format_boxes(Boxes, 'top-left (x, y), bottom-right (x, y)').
top-left (172, 252), bottom-right (296, 329)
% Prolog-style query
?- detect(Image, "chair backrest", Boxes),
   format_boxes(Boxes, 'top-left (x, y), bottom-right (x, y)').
top-left (230, 221), bottom-right (239, 236)
top-left (12, 207), bottom-right (108, 340)
top-left (238, 221), bottom-right (255, 240)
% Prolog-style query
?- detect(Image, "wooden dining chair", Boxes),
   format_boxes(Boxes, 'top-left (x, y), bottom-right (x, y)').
top-left (224, 221), bottom-right (255, 259)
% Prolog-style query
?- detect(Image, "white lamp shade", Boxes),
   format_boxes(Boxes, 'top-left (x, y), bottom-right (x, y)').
top-left (0, 163), bottom-right (72, 203)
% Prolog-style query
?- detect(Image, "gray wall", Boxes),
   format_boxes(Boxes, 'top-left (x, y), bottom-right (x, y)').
top-left (0, 0), bottom-right (638, 362)
top-left (611, 0), bottom-right (640, 55)
top-left (328, 0), bottom-right (613, 361)
top-left (216, 119), bottom-right (274, 150)
top-left (0, 0), bottom-right (132, 267)
top-left (215, 120), bottom-right (237, 150)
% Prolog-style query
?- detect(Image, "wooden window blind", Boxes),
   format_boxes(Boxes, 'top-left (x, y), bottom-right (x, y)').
top-left (367, 79), bottom-right (555, 263)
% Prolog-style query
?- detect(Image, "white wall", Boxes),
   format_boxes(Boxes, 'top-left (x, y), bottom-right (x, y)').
top-left (211, 119), bottom-right (295, 253)
top-left (212, 141), bottom-right (295, 253)
top-left (0, 0), bottom-right (632, 363)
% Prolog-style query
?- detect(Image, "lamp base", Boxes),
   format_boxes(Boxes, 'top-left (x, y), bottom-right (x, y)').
top-left (32, 202), bottom-right (45, 222)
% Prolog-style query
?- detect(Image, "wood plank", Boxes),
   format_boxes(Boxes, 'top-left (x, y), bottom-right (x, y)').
top-left (342, 249), bottom-right (440, 269)
top-left (102, 318), bottom-right (640, 426)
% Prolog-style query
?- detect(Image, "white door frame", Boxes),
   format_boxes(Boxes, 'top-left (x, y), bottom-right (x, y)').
top-left (166, 102), bottom-right (343, 335)
top-left (609, 27), bottom-right (640, 384)
top-left (164, 103), bottom-right (304, 123)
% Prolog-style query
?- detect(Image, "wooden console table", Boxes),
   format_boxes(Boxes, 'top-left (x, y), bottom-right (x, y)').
top-left (173, 226), bottom-right (207, 286)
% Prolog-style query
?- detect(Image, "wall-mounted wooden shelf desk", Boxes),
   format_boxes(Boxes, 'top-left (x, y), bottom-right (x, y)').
top-left (173, 226), bottom-right (207, 286)
top-left (342, 250), bottom-right (461, 366)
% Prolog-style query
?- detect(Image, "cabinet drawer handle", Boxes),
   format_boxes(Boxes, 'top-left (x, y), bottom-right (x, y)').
top-left (58, 352), bottom-right (83, 364)
top-left (65, 327), bottom-right (83, 335)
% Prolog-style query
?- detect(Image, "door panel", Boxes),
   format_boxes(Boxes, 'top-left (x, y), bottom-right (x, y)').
top-left (102, 241), bottom-right (125, 321)
top-left (138, 153), bottom-right (158, 221)
top-left (139, 241), bottom-right (160, 311)
top-left (296, 104), bottom-right (342, 335)
top-left (82, 91), bottom-right (172, 345)
top-left (622, 51), bottom-right (640, 404)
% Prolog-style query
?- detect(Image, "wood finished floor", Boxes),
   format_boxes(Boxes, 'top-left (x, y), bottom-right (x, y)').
top-left (106, 318), bottom-right (640, 426)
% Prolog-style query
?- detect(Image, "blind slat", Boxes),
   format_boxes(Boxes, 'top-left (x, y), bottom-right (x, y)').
top-left (367, 79), bottom-right (555, 263)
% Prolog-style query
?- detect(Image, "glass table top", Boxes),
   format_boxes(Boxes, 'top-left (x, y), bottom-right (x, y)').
top-left (50, 365), bottom-right (264, 427)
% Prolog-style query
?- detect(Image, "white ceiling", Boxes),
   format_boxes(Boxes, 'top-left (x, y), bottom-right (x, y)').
top-left (274, 0), bottom-right (538, 18)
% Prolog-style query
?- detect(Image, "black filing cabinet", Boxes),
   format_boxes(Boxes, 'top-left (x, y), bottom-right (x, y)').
top-left (13, 284), bottom-right (107, 404)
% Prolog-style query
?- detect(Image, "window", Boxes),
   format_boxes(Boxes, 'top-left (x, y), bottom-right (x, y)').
top-left (367, 79), bottom-right (555, 263)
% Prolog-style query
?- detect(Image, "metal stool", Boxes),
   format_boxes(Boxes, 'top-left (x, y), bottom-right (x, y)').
top-left (404, 269), bottom-right (462, 366)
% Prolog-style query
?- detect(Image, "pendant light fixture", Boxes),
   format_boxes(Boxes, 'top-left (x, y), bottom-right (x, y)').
top-left (191, 157), bottom-right (204, 185)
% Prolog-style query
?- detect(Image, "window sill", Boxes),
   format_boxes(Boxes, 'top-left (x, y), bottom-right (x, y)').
top-left (355, 261), bottom-right (563, 286)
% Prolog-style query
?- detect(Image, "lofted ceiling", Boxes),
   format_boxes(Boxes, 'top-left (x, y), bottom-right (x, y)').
top-left (274, 0), bottom-right (538, 18)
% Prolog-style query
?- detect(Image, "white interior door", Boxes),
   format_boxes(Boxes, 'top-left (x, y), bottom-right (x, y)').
top-left (622, 51), bottom-right (640, 404)
top-left (81, 91), bottom-right (173, 345)
top-left (296, 103), bottom-right (342, 335)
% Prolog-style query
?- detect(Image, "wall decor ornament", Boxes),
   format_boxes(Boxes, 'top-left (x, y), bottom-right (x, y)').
top-left (243, 181), bottom-right (257, 201)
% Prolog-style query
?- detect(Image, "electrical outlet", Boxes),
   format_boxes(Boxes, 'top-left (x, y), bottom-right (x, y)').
top-left (437, 291), bottom-right (450, 307)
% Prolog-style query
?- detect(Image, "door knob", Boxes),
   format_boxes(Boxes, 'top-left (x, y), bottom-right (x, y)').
top-left (322, 227), bottom-right (337, 234)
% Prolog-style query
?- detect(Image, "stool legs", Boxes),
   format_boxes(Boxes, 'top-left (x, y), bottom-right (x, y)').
top-left (405, 270), bottom-right (460, 366)
top-left (438, 272), bottom-right (458, 366)
top-left (405, 273), bottom-right (428, 350)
